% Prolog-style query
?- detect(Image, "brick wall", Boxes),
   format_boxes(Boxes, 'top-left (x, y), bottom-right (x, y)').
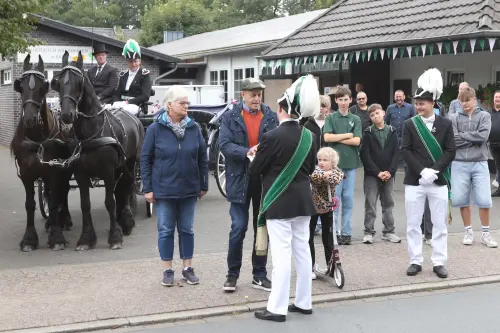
top-left (0, 25), bottom-right (162, 146)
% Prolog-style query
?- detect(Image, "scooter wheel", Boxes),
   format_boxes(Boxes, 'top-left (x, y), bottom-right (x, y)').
top-left (333, 263), bottom-right (345, 289)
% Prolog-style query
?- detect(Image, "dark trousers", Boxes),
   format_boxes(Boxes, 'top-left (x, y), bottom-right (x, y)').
top-left (421, 198), bottom-right (433, 239)
top-left (490, 145), bottom-right (500, 181)
top-left (227, 177), bottom-right (267, 278)
top-left (308, 211), bottom-right (333, 267)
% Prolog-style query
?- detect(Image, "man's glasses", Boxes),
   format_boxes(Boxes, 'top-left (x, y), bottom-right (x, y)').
top-left (357, 98), bottom-right (366, 101)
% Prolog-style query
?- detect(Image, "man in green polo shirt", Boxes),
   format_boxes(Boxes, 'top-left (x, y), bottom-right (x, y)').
top-left (322, 86), bottom-right (362, 245)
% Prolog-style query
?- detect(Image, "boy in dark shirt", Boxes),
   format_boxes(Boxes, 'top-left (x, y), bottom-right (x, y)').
top-left (360, 104), bottom-right (401, 244)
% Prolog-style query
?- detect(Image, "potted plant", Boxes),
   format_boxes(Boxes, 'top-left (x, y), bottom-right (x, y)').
top-left (477, 83), bottom-right (500, 109)
top-left (439, 83), bottom-right (459, 107)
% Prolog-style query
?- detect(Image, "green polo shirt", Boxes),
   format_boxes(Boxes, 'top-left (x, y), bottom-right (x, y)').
top-left (322, 110), bottom-right (362, 169)
top-left (372, 123), bottom-right (390, 149)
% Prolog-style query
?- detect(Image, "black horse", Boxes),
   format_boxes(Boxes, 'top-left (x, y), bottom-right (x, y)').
top-left (51, 51), bottom-right (144, 250)
top-left (10, 54), bottom-right (73, 252)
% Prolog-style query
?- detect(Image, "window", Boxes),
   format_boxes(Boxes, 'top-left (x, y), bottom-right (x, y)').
top-left (445, 69), bottom-right (465, 86)
top-left (209, 70), bottom-right (228, 102)
top-left (2, 70), bottom-right (11, 84)
top-left (496, 71), bottom-right (500, 84)
top-left (233, 67), bottom-right (256, 101)
top-left (209, 71), bottom-right (218, 85)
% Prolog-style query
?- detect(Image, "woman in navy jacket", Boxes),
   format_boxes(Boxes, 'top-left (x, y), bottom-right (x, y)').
top-left (140, 86), bottom-right (208, 287)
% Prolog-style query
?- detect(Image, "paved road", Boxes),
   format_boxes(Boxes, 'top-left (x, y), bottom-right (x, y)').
top-left (1, 145), bottom-right (499, 270)
top-left (120, 284), bottom-right (500, 333)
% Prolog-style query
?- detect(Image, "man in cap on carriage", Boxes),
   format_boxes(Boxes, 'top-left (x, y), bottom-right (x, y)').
top-left (250, 74), bottom-right (319, 322)
top-left (113, 39), bottom-right (152, 115)
top-left (401, 68), bottom-right (455, 279)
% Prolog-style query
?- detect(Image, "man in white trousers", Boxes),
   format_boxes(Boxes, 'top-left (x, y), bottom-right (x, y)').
top-left (249, 75), bottom-right (319, 322)
top-left (400, 68), bottom-right (456, 279)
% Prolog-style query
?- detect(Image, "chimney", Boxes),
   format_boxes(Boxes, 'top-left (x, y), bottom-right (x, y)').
top-left (163, 31), bottom-right (184, 43)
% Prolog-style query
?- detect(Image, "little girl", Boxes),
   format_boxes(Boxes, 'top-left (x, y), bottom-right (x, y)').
top-left (309, 147), bottom-right (344, 279)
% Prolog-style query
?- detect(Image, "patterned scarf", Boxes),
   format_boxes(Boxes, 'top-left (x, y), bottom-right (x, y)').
top-left (162, 112), bottom-right (188, 139)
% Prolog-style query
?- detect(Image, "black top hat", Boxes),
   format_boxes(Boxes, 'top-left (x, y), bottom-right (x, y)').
top-left (92, 43), bottom-right (109, 55)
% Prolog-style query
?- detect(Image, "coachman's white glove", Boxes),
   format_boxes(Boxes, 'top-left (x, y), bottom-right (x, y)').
top-left (419, 168), bottom-right (439, 184)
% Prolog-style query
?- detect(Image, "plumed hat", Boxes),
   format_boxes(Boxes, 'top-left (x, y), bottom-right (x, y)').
top-left (277, 74), bottom-right (320, 119)
top-left (122, 39), bottom-right (141, 60)
top-left (412, 68), bottom-right (443, 102)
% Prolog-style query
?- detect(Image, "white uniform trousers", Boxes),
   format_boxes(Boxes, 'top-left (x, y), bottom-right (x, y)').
top-left (405, 184), bottom-right (448, 266)
top-left (112, 101), bottom-right (140, 115)
top-left (266, 216), bottom-right (312, 315)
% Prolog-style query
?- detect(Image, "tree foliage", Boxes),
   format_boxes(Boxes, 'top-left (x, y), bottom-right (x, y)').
top-left (0, 0), bottom-right (52, 56)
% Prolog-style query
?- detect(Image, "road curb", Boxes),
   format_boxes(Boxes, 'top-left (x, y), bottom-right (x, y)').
top-left (8, 275), bottom-right (500, 333)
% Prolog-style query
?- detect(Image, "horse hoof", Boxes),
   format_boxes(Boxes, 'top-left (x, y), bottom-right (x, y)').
top-left (75, 245), bottom-right (90, 251)
top-left (52, 243), bottom-right (65, 251)
top-left (21, 245), bottom-right (35, 252)
top-left (110, 243), bottom-right (123, 250)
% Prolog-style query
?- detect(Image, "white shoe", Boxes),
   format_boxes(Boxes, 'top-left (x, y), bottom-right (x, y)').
top-left (492, 179), bottom-right (499, 188)
top-left (463, 230), bottom-right (474, 245)
top-left (481, 233), bottom-right (498, 248)
top-left (312, 271), bottom-right (317, 280)
top-left (425, 238), bottom-right (433, 247)
top-left (382, 233), bottom-right (402, 243)
top-left (363, 234), bottom-right (373, 244)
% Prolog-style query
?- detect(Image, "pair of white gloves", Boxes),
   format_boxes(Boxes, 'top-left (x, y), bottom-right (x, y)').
top-left (419, 168), bottom-right (439, 185)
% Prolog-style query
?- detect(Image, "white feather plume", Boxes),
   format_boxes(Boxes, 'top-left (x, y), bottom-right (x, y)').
top-left (298, 74), bottom-right (320, 118)
top-left (417, 68), bottom-right (443, 100)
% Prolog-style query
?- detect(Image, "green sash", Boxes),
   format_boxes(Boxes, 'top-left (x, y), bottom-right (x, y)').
top-left (411, 116), bottom-right (452, 224)
top-left (255, 127), bottom-right (313, 256)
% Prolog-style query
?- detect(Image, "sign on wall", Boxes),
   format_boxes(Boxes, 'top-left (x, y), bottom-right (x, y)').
top-left (17, 46), bottom-right (94, 64)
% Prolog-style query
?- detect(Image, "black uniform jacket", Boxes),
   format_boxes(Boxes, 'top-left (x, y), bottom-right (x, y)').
top-left (249, 120), bottom-right (317, 220)
top-left (114, 67), bottom-right (152, 106)
top-left (87, 63), bottom-right (118, 104)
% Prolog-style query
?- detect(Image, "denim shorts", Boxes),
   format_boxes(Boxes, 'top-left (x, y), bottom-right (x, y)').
top-left (451, 161), bottom-right (492, 208)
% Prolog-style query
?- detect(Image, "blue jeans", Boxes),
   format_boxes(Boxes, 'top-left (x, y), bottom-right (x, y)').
top-left (451, 161), bottom-right (492, 208)
top-left (227, 178), bottom-right (267, 278)
top-left (156, 197), bottom-right (197, 261)
top-left (334, 168), bottom-right (356, 236)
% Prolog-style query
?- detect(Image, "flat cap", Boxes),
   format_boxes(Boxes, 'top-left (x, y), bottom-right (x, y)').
top-left (241, 77), bottom-right (266, 91)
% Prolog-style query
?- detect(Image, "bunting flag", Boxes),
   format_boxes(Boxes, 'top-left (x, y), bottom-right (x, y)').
top-left (421, 44), bottom-right (427, 57)
top-left (489, 38), bottom-right (496, 51)
top-left (294, 57), bottom-right (299, 66)
top-left (303, 56), bottom-right (307, 64)
top-left (355, 51), bottom-right (361, 62)
top-left (372, 49), bottom-right (377, 60)
top-left (387, 48), bottom-right (392, 58)
top-left (322, 54), bottom-right (327, 64)
top-left (281, 59), bottom-right (286, 70)
top-left (437, 42), bottom-right (443, 54)
top-left (269, 60), bottom-right (275, 74)
top-left (333, 54), bottom-right (338, 62)
top-left (444, 41), bottom-right (451, 54)
top-left (313, 56), bottom-right (317, 65)
top-left (285, 59), bottom-right (293, 75)
top-left (452, 40), bottom-right (458, 55)
top-left (392, 47), bottom-right (397, 59)
top-left (380, 48), bottom-right (385, 59)
top-left (479, 39), bottom-right (485, 50)
top-left (460, 40), bottom-right (467, 53)
top-left (343, 52), bottom-right (348, 61)
top-left (413, 46), bottom-right (419, 57)
top-left (399, 47), bottom-right (404, 58)
top-left (429, 44), bottom-right (434, 56)
top-left (406, 46), bottom-right (412, 59)
top-left (361, 50), bottom-right (366, 62)
top-left (349, 52), bottom-right (354, 63)
top-left (470, 39), bottom-right (476, 53)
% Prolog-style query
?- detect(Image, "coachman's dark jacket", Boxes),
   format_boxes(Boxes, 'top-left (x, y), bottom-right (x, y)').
top-left (114, 68), bottom-right (152, 106)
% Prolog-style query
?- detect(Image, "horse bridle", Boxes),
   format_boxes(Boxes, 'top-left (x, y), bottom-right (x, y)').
top-left (20, 70), bottom-right (46, 124)
top-left (56, 65), bottom-right (86, 116)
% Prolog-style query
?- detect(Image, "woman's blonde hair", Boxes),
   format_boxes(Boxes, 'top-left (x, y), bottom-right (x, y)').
top-left (163, 85), bottom-right (189, 109)
top-left (317, 147), bottom-right (339, 167)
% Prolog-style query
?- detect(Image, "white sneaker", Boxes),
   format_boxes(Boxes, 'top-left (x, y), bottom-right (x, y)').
top-left (463, 230), bottom-right (474, 245)
top-left (492, 179), bottom-right (499, 188)
top-left (425, 238), bottom-right (433, 247)
top-left (481, 233), bottom-right (498, 248)
top-left (382, 233), bottom-right (402, 243)
top-left (312, 271), bottom-right (317, 280)
top-left (363, 234), bottom-right (373, 244)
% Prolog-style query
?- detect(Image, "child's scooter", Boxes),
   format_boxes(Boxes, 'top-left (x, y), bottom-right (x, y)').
top-left (314, 184), bottom-right (345, 289)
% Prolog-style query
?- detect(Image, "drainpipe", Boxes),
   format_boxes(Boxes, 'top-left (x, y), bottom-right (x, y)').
top-left (153, 63), bottom-right (179, 85)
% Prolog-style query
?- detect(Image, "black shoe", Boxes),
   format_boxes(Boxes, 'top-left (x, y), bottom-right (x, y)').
top-left (288, 304), bottom-right (312, 315)
top-left (252, 276), bottom-right (272, 292)
top-left (254, 310), bottom-right (286, 322)
top-left (433, 265), bottom-right (448, 278)
top-left (492, 189), bottom-right (500, 197)
top-left (341, 235), bottom-right (351, 245)
top-left (406, 264), bottom-right (422, 276)
top-left (223, 275), bottom-right (238, 292)
top-left (337, 235), bottom-right (343, 245)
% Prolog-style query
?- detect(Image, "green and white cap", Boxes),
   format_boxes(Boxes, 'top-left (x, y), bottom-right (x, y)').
top-left (122, 39), bottom-right (141, 60)
top-left (277, 74), bottom-right (319, 119)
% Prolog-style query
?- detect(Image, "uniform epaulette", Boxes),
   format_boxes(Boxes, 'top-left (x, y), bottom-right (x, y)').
top-left (141, 68), bottom-right (150, 75)
top-left (119, 70), bottom-right (127, 77)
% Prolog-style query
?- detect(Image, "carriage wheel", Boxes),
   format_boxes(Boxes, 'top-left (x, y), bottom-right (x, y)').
top-left (146, 201), bottom-right (153, 217)
top-left (333, 263), bottom-right (345, 289)
top-left (133, 160), bottom-right (142, 195)
top-left (37, 180), bottom-right (49, 219)
top-left (215, 147), bottom-right (227, 198)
